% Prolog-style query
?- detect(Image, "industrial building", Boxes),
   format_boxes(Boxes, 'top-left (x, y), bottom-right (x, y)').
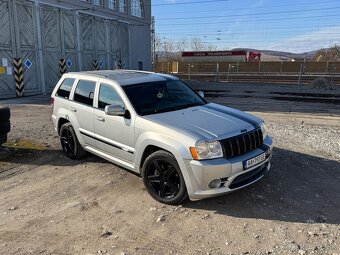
top-left (0, 0), bottom-right (151, 99)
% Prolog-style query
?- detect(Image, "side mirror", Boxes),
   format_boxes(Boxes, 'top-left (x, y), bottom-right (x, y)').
top-left (198, 91), bottom-right (205, 98)
top-left (104, 104), bottom-right (125, 116)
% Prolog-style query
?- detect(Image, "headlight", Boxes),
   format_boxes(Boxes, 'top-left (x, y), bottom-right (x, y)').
top-left (190, 140), bottom-right (223, 160)
top-left (260, 122), bottom-right (268, 139)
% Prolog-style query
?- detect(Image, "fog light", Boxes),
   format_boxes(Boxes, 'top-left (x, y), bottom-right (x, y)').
top-left (208, 179), bottom-right (222, 189)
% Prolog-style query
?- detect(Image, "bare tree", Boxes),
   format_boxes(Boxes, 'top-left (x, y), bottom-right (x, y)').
top-left (176, 37), bottom-right (188, 53)
top-left (190, 37), bottom-right (206, 51)
top-left (205, 43), bottom-right (218, 51)
top-left (313, 45), bottom-right (340, 62)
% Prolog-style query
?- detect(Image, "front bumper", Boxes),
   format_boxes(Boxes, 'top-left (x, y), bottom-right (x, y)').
top-left (179, 135), bottom-right (273, 201)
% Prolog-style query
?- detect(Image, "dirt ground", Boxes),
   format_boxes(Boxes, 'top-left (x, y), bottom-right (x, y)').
top-left (0, 94), bottom-right (339, 255)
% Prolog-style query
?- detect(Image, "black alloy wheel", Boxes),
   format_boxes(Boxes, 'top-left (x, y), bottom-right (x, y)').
top-left (59, 123), bottom-right (86, 159)
top-left (142, 150), bottom-right (188, 204)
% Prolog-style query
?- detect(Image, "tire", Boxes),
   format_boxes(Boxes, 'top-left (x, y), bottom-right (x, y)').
top-left (0, 121), bottom-right (10, 134)
top-left (0, 133), bottom-right (7, 145)
top-left (59, 123), bottom-right (86, 159)
top-left (141, 150), bottom-right (188, 205)
top-left (0, 107), bottom-right (10, 122)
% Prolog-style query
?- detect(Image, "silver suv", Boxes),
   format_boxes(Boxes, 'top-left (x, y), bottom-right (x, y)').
top-left (51, 70), bottom-right (273, 204)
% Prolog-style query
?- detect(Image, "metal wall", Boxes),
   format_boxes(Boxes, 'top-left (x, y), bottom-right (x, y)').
top-left (0, 0), bottom-right (40, 98)
top-left (0, 0), bottom-right (140, 99)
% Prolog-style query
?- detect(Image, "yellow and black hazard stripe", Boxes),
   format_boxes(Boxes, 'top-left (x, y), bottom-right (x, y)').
top-left (59, 58), bottom-right (66, 76)
top-left (93, 60), bottom-right (99, 70)
top-left (13, 58), bottom-right (24, 97)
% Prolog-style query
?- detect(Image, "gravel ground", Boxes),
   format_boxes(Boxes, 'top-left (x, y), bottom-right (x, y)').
top-left (0, 96), bottom-right (339, 255)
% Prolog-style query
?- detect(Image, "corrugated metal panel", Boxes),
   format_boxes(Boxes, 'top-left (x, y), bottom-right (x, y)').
top-left (40, 5), bottom-right (60, 92)
top-left (110, 22), bottom-right (129, 69)
top-left (0, 0), bottom-right (15, 99)
top-left (15, 2), bottom-right (40, 95)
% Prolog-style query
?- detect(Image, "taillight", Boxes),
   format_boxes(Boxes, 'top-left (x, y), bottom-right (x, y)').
top-left (51, 97), bottom-right (54, 113)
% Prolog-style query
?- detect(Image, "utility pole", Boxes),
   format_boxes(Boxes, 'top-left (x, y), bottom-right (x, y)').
top-left (151, 16), bottom-right (156, 71)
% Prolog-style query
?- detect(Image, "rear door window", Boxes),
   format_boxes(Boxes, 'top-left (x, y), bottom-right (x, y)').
top-left (73, 80), bottom-right (96, 106)
top-left (55, 78), bottom-right (75, 99)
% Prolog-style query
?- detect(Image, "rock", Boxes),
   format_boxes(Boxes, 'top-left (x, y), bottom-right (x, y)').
top-left (9, 206), bottom-right (17, 211)
top-left (201, 214), bottom-right (210, 219)
top-left (156, 214), bottom-right (166, 222)
top-left (100, 230), bottom-right (112, 238)
top-left (149, 207), bottom-right (157, 211)
top-left (298, 250), bottom-right (306, 255)
top-left (289, 241), bottom-right (300, 252)
top-left (306, 219), bottom-right (315, 224)
top-left (308, 231), bottom-right (318, 237)
top-left (253, 234), bottom-right (260, 239)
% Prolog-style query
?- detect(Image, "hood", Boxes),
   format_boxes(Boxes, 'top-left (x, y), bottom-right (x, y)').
top-left (143, 103), bottom-right (262, 141)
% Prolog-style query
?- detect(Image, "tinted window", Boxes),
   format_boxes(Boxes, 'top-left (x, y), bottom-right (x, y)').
top-left (73, 80), bottom-right (96, 106)
top-left (123, 80), bottom-right (206, 116)
top-left (56, 78), bottom-right (75, 99)
top-left (98, 83), bottom-right (124, 109)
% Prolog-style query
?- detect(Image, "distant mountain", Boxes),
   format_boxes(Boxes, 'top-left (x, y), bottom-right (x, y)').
top-left (156, 48), bottom-right (331, 61)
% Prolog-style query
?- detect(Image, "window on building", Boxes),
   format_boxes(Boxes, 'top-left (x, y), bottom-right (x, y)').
top-left (119, 0), bottom-right (127, 13)
top-left (56, 78), bottom-right (75, 99)
top-left (131, 0), bottom-right (143, 17)
top-left (74, 80), bottom-right (96, 106)
top-left (92, 0), bottom-right (103, 6)
top-left (98, 83), bottom-right (124, 109)
top-left (108, 0), bottom-right (116, 10)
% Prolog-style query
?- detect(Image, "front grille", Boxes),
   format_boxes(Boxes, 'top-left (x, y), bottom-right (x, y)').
top-left (221, 128), bottom-right (263, 159)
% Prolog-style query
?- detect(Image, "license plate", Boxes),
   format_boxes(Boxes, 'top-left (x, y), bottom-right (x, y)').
top-left (244, 153), bottom-right (266, 169)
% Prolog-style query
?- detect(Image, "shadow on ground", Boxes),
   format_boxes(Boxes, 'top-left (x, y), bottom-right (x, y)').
top-left (184, 147), bottom-right (340, 225)
top-left (1, 146), bottom-right (339, 225)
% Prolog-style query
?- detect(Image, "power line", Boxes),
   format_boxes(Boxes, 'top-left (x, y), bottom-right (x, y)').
top-left (151, 0), bottom-right (230, 7)
top-left (156, 25), bottom-right (340, 35)
top-left (154, 0), bottom-right (339, 15)
top-left (155, 6), bottom-right (340, 20)
top-left (155, 14), bottom-right (340, 27)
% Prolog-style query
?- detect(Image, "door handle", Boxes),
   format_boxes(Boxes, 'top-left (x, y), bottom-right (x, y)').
top-left (96, 116), bottom-right (105, 122)
top-left (69, 107), bottom-right (77, 112)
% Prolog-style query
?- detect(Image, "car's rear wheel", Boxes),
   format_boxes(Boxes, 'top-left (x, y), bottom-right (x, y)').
top-left (60, 123), bottom-right (86, 159)
top-left (0, 121), bottom-right (11, 134)
top-left (142, 150), bottom-right (188, 204)
top-left (0, 133), bottom-right (7, 145)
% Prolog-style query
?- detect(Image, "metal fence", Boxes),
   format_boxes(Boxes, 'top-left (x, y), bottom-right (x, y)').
top-left (0, 0), bottom-right (130, 99)
top-left (155, 61), bottom-right (340, 75)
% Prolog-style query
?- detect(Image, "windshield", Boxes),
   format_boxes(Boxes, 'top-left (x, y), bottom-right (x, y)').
top-left (122, 80), bottom-right (206, 116)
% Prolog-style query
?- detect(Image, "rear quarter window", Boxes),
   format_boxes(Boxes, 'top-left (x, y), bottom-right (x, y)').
top-left (73, 80), bottom-right (96, 106)
top-left (55, 78), bottom-right (75, 99)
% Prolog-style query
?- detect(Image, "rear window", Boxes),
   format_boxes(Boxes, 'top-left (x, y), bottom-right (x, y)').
top-left (55, 78), bottom-right (75, 99)
top-left (73, 80), bottom-right (96, 106)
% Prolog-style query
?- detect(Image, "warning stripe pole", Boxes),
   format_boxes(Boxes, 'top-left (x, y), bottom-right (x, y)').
top-left (59, 58), bottom-right (66, 76)
top-left (13, 58), bottom-right (24, 97)
top-left (93, 60), bottom-right (99, 70)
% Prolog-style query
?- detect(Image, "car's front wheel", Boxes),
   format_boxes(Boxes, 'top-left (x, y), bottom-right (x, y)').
top-left (141, 150), bottom-right (188, 204)
top-left (59, 123), bottom-right (86, 159)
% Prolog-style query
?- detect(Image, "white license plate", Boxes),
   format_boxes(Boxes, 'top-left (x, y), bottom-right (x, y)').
top-left (245, 153), bottom-right (266, 169)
